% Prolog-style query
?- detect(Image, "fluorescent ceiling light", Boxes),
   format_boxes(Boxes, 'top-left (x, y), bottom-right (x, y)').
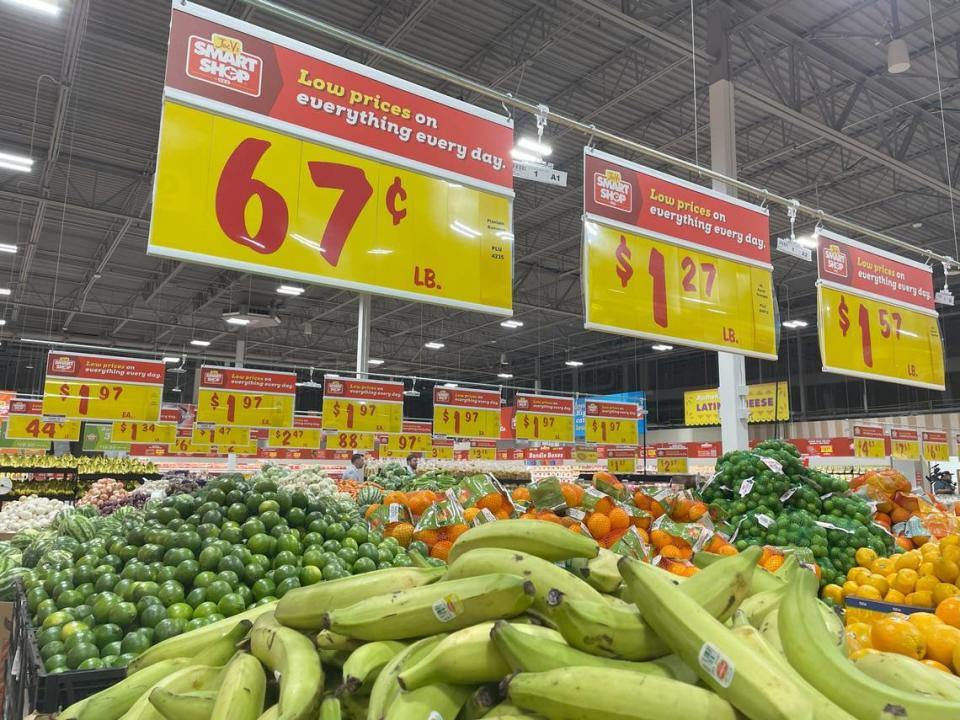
top-left (500, 320), bottom-right (523, 329)
top-left (0, 151), bottom-right (34, 172)
top-left (887, 37), bottom-right (910, 74)
top-left (162, 356), bottom-right (181, 364)
top-left (0, 244), bottom-right (17, 254)
top-left (911, 222), bottom-right (923, 229)
top-left (497, 372), bottom-right (514, 379)
top-left (0, 288), bottom-right (11, 296)
top-left (225, 316), bottom-right (251, 326)
top-left (367, 358), bottom-right (384, 365)
top-left (0, 320), bottom-right (7, 326)
top-left (442, 382), bottom-right (458, 388)
top-left (424, 341), bottom-right (445, 350)
top-left (4, 0), bottom-right (60, 15)
top-left (510, 147), bottom-right (541, 163)
top-left (517, 136), bottom-right (552, 156)
top-left (170, 386), bottom-right (182, 393)
top-left (190, 339), bottom-right (211, 347)
top-left (565, 360), bottom-right (584, 367)
top-left (651, 344), bottom-right (673, 351)
top-left (795, 235), bottom-right (819, 249)
top-left (277, 285), bottom-right (304, 296)
top-left (783, 319), bottom-right (809, 329)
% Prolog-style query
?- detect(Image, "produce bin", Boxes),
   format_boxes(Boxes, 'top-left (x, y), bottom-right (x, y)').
top-left (4, 580), bottom-right (125, 716)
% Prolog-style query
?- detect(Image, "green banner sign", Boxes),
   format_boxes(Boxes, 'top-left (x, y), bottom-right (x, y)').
top-left (81, 424), bottom-right (129, 452)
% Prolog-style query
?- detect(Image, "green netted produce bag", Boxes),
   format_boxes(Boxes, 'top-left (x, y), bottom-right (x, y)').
top-left (528, 476), bottom-right (566, 512)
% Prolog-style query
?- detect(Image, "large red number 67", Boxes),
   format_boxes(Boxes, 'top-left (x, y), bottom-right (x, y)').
top-left (215, 139), bottom-right (289, 254)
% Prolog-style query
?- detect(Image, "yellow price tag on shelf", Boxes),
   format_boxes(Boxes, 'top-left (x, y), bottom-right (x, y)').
top-left (328, 432), bottom-right (376, 451)
top-left (382, 433), bottom-right (433, 455)
top-left (6, 413), bottom-right (80, 441)
top-left (657, 457), bottom-right (689, 474)
top-left (853, 426), bottom-right (886, 458)
top-left (818, 285), bottom-right (944, 390)
top-left (608, 457), bottom-right (636, 473)
top-left (193, 425), bottom-right (251, 446)
top-left (890, 429), bottom-right (920, 461)
top-left (583, 223), bottom-right (776, 359)
top-left (111, 421), bottom-right (177, 444)
top-left (169, 437), bottom-right (213, 455)
top-left (150, 102), bottom-right (513, 314)
top-left (922, 431), bottom-right (950, 461)
top-left (266, 427), bottom-right (322, 449)
top-left (574, 447), bottom-right (599, 463)
top-left (219, 442), bottom-right (260, 456)
top-left (429, 443), bottom-right (454, 460)
top-left (468, 446), bottom-right (497, 460)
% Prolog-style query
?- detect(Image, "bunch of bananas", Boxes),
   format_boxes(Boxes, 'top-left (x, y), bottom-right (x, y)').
top-left (56, 519), bottom-right (960, 720)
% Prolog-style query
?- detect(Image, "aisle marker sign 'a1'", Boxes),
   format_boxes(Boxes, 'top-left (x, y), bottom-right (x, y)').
top-left (582, 148), bottom-right (776, 359)
top-left (433, 387), bottom-right (501, 439)
top-left (514, 394), bottom-right (575, 443)
top-left (381, 420), bottom-right (433, 458)
top-left (922, 430), bottom-right (950, 461)
top-left (890, 428), bottom-right (921, 461)
top-left (816, 229), bottom-right (944, 390)
top-left (150, 2), bottom-right (514, 315)
top-left (584, 400), bottom-right (640, 446)
top-left (111, 408), bottom-right (181, 444)
top-left (266, 415), bottom-right (322, 449)
top-left (5, 398), bottom-right (81, 441)
top-left (42, 352), bottom-right (165, 422)
top-left (321, 377), bottom-right (403, 434)
top-left (197, 366), bottom-right (296, 428)
top-left (853, 424), bottom-right (887, 458)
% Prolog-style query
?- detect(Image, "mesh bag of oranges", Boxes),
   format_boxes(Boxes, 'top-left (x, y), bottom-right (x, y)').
top-left (592, 471), bottom-right (627, 501)
top-left (456, 473), bottom-right (516, 520)
top-left (611, 525), bottom-right (653, 561)
top-left (413, 490), bottom-right (469, 561)
top-left (664, 490), bottom-right (710, 523)
top-left (366, 503), bottom-right (415, 547)
top-left (649, 516), bottom-right (711, 561)
top-left (528, 476), bottom-right (567, 513)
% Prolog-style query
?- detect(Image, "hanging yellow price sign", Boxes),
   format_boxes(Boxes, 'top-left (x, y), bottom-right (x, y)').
top-left (432, 387), bottom-right (501, 439)
top-left (429, 439), bottom-right (454, 460)
top-left (193, 425), bottom-right (251, 446)
top-left (514, 394), bottom-right (575, 443)
top-left (853, 425), bottom-right (887, 458)
top-left (197, 367), bottom-right (296, 428)
top-left (468, 441), bottom-right (497, 460)
top-left (266, 415), bottom-right (323, 450)
top-left (6, 399), bottom-right (80, 441)
top-left (585, 400), bottom-right (639, 445)
top-left (922, 431), bottom-right (950, 461)
top-left (111, 421), bottom-right (177, 444)
top-left (42, 353), bottom-right (165, 422)
top-left (890, 428), bottom-right (920, 461)
top-left (608, 457), bottom-right (637, 473)
top-left (656, 445), bottom-right (689, 474)
top-left (328, 432), bottom-right (376, 451)
top-left (322, 377), bottom-right (403, 434)
top-left (381, 421), bottom-right (433, 458)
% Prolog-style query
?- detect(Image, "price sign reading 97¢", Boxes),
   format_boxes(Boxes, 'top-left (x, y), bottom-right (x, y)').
top-left (584, 224), bottom-right (776, 359)
top-left (150, 103), bottom-right (512, 314)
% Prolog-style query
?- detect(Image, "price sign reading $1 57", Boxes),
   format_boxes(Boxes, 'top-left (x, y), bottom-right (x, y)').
top-left (432, 387), bottom-right (501, 439)
top-left (197, 367), bottom-right (296, 428)
top-left (585, 401), bottom-right (639, 446)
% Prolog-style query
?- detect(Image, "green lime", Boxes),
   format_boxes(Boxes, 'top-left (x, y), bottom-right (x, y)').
top-left (66, 642), bottom-right (99, 669)
top-left (155, 566), bottom-right (176, 584)
top-left (220, 526), bottom-right (242, 545)
top-left (377, 548), bottom-right (394, 563)
top-left (302, 549), bottom-right (325, 568)
top-left (226, 503), bottom-right (248, 523)
top-left (174, 560), bottom-right (200, 586)
top-left (44, 654), bottom-right (68, 673)
top-left (322, 564), bottom-right (346, 581)
top-left (357, 543), bottom-right (379, 561)
top-left (166, 603), bottom-right (193, 621)
top-left (198, 546), bottom-right (223, 571)
top-left (185, 618), bottom-right (206, 632)
top-left (131, 581), bottom-right (160, 602)
top-left (346, 525), bottom-right (368, 544)
top-left (217, 593), bottom-right (245, 617)
top-left (275, 577), bottom-right (301, 597)
top-left (246, 533), bottom-right (275, 557)
top-left (352, 557), bottom-right (376, 574)
top-left (321, 540), bottom-right (340, 554)
top-left (40, 640), bottom-right (65, 661)
top-left (185, 587), bottom-right (208, 609)
top-left (192, 601), bottom-right (219, 619)
top-left (136, 595), bottom-right (163, 614)
top-left (157, 581), bottom-right (185, 606)
top-left (342, 537), bottom-right (358, 551)
top-left (140, 602), bottom-right (167, 629)
top-left (218, 555), bottom-right (245, 576)
top-left (42, 610), bottom-right (74, 631)
top-left (259, 511), bottom-right (282, 531)
top-left (242, 563), bottom-right (263, 585)
top-left (299, 566), bottom-right (323, 585)
top-left (102, 641), bottom-right (122, 657)
top-left (258, 500), bottom-right (280, 515)
top-left (271, 551), bottom-right (297, 570)
top-left (273, 565), bottom-right (298, 583)
top-left (121, 631), bottom-right (151, 655)
top-left (325, 523), bottom-right (346, 542)
top-left (392, 554), bottom-right (413, 567)
top-left (193, 571), bottom-right (217, 589)
top-left (205, 581), bottom-right (231, 604)
top-left (269, 524), bottom-right (291, 539)
top-left (251, 578), bottom-right (276, 601)
top-left (337, 547), bottom-right (358, 566)
top-left (78, 657), bottom-right (104, 670)
top-left (37, 626), bottom-right (63, 647)
top-left (154, 618), bottom-right (185, 643)
top-left (216, 570), bottom-right (239, 588)
top-left (92, 623), bottom-right (123, 648)
top-left (275, 534), bottom-right (301, 556)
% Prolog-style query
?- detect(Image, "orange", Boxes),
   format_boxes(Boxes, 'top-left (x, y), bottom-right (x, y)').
top-left (921, 624), bottom-right (960, 669)
top-left (594, 496), bottom-right (615, 515)
top-left (660, 545), bottom-right (683, 560)
top-left (717, 544), bottom-right (738, 556)
top-left (842, 580), bottom-right (861, 598)
top-left (905, 591), bottom-right (935, 608)
top-left (865, 574), bottom-right (890, 597)
top-left (476, 492), bottom-right (503, 513)
top-left (608, 507), bottom-right (630, 531)
top-left (845, 622), bottom-right (873, 653)
top-left (559, 484), bottom-right (579, 507)
top-left (870, 616), bottom-right (926, 659)
top-left (763, 556), bottom-right (785, 573)
top-left (446, 523), bottom-right (469, 542)
top-left (922, 659), bottom-right (951, 673)
top-left (885, 590), bottom-right (906, 604)
top-left (821, 584), bottom-right (844, 604)
top-left (586, 513), bottom-right (611, 539)
top-left (687, 502), bottom-right (708, 521)
top-left (414, 528), bottom-right (440, 547)
top-left (856, 547), bottom-right (878, 568)
top-left (364, 503), bottom-right (381, 519)
top-left (936, 596), bottom-right (960, 628)
top-left (852, 585), bottom-right (882, 601)
top-left (849, 647), bottom-right (879, 661)
top-left (649, 500), bottom-right (665, 518)
top-left (633, 492), bottom-right (652, 510)
top-left (511, 486), bottom-right (531, 501)
top-left (893, 569), bottom-right (918, 595)
top-left (463, 507), bottom-right (481, 522)
top-left (934, 558), bottom-right (960, 584)
top-left (429, 540), bottom-right (452, 561)
top-left (388, 522), bottom-right (414, 547)
top-left (895, 551), bottom-right (922, 571)
top-left (872, 557), bottom-right (896, 575)
top-left (650, 529), bottom-right (672, 550)
top-left (519, 512), bottom-right (538, 520)
top-left (917, 575), bottom-right (940, 593)
top-left (933, 583), bottom-right (960, 606)
top-left (908, 612), bottom-right (944, 632)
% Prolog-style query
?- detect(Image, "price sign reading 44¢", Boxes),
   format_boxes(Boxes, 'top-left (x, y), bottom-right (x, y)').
top-left (267, 415), bottom-right (322, 450)
top-left (6, 399), bottom-right (81, 441)
top-left (433, 387), bottom-right (501, 439)
top-left (514, 394), bottom-right (574, 443)
top-left (585, 401), bottom-right (639, 446)
top-left (816, 230), bottom-right (944, 390)
top-left (322, 377), bottom-right (403, 434)
top-left (197, 367), bottom-right (296, 428)
top-left (42, 352), bottom-right (165, 422)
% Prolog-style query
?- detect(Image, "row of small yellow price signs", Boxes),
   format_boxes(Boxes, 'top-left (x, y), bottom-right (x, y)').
top-left (854, 425), bottom-right (950, 461)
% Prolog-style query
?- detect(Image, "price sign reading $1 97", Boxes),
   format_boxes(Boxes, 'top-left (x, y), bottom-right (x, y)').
top-left (514, 394), bottom-right (575, 443)
top-left (322, 377), bottom-right (403, 434)
top-left (585, 401), bottom-right (639, 446)
top-left (197, 367), bottom-right (296, 428)
top-left (433, 387), bottom-right (502, 439)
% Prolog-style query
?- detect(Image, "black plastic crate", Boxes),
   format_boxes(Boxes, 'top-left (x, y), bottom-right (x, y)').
top-left (4, 579), bottom-right (126, 716)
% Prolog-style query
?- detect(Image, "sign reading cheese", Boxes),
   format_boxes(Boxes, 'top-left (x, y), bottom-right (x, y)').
top-left (684, 382), bottom-right (789, 426)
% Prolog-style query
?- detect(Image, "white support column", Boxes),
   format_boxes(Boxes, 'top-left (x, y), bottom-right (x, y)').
top-left (709, 5), bottom-right (749, 452)
top-left (356, 294), bottom-right (371, 379)
top-left (228, 335), bottom-right (245, 472)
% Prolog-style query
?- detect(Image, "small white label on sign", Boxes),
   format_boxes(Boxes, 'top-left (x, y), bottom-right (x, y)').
top-left (757, 513), bottom-right (775, 528)
top-left (567, 507), bottom-right (586, 521)
top-left (936, 289), bottom-right (955, 306)
top-left (760, 457), bottom-right (783, 474)
top-left (776, 236), bottom-right (813, 261)
top-left (780, 486), bottom-right (798, 502)
top-left (512, 159), bottom-right (568, 186)
top-left (739, 477), bottom-right (754, 496)
top-left (388, 504), bottom-right (402, 523)
top-left (431, 594), bottom-right (462, 623)
top-left (698, 642), bottom-right (735, 687)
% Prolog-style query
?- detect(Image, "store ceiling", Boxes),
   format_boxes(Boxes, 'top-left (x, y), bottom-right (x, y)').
top-left (1, 0), bottom-right (960, 408)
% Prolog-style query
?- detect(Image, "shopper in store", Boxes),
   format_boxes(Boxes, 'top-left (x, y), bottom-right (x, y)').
top-left (342, 453), bottom-right (366, 481)
top-left (405, 453), bottom-right (420, 476)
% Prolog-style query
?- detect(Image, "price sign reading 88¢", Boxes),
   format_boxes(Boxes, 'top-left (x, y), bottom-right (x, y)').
top-left (328, 432), bottom-right (376, 451)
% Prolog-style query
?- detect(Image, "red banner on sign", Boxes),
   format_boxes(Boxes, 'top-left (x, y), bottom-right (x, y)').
top-left (583, 148), bottom-right (770, 266)
top-left (817, 230), bottom-right (934, 311)
top-left (165, 4), bottom-right (513, 192)
top-left (199, 367), bottom-right (296, 394)
top-left (892, 428), bottom-right (919, 442)
top-left (496, 449), bottom-right (525, 460)
top-left (8, 399), bottom-right (42, 416)
top-left (604, 446), bottom-right (639, 459)
top-left (922, 430), bottom-right (948, 444)
top-left (293, 414), bottom-right (322, 429)
top-left (46, 352), bottom-right (165, 384)
top-left (686, 441), bottom-right (722, 458)
top-left (433, 387), bottom-right (501, 409)
top-left (585, 400), bottom-right (638, 420)
top-left (656, 444), bottom-right (688, 459)
top-left (524, 446), bottom-right (573, 461)
top-left (514, 394), bottom-right (574, 415)
top-left (322, 377), bottom-right (403, 403)
top-left (853, 425), bottom-right (886, 439)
